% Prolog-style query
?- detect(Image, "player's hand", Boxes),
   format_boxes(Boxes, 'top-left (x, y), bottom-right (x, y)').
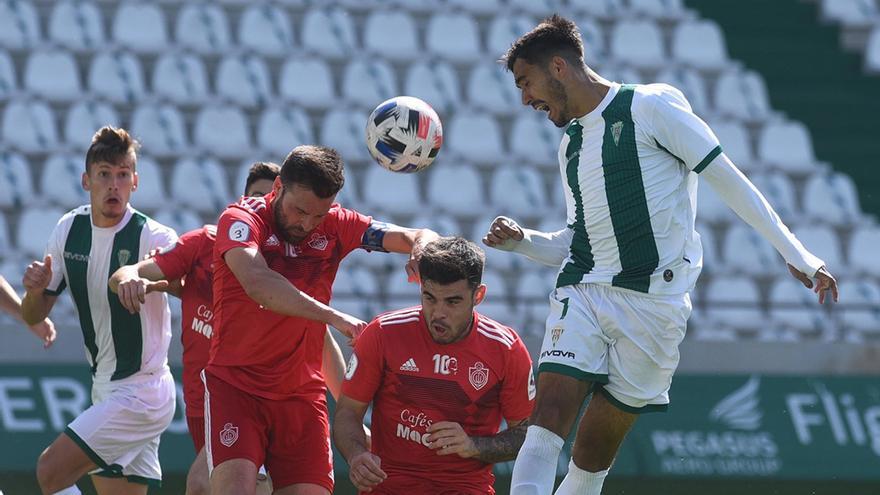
top-left (426, 421), bottom-right (479, 459)
top-left (332, 312), bottom-right (367, 341)
top-left (23, 255), bottom-right (53, 294)
top-left (28, 318), bottom-right (56, 349)
top-left (348, 451), bottom-right (386, 492)
top-left (116, 278), bottom-right (170, 314)
top-left (482, 216), bottom-right (524, 251)
top-left (787, 264), bottom-right (839, 304)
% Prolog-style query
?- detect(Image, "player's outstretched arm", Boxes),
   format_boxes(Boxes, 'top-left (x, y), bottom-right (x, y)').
top-left (334, 395), bottom-right (386, 492)
top-left (788, 264), bottom-right (839, 305)
top-left (426, 419), bottom-right (529, 464)
top-left (0, 275), bottom-right (56, 348)
top-left (375, 225), bottom-right (440, 283)
top-left (482, 216), bottom-right (572, 267)
top-left (109, 259), bottom-right (171, 314)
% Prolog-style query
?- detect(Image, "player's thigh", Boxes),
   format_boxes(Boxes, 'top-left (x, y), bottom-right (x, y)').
top-left (203, 372), bottom-right (268, 474)
top-left (264, 395), bottom-right (333, 493)
top-left (37, 432), bottom-right (97, 488)
top-left (571, 390), bottom-right (638, 471)
top-left (531, 371), bottom-right (592, 439)
top-left (272, 483), bottom-right (329, 495)
top-left (186, 447), bottom-right (210, 495)
top-left (210, 458), bottom-right (259, 495)
top-left (91, 475), bottom-right (148, 495)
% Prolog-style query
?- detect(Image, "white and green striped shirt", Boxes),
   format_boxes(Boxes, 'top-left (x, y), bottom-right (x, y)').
top-left (45, 205), bottom-right (178, 385)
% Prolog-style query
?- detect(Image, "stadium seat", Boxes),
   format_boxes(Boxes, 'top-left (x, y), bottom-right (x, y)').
top-left (704, 276), bottom-right (765, 334)
top-left (568, 0), bottom-right (625, 19)
top-left (301, 7), bottom-right (357, 60)
top-left (0, 50), bottom-right (16, 99)
top-left (341, 59), bottom-right (398, 108)
top-left (489, 165), bottom-right (548, 220)
top-left (320, 107), bottom-right (372, 162)
top-left (0, 0), bottom-right (41, 49)
top-left (714, 69), bottom-right (772, 123)
top-left (88, 52), bottom-right (147, 104)
top-left (467, 64), bottom-right (521, 116)
top-left (41, 153), bottom-right (90, 209)
top-left (363, 11), bottom-right (418, 62)
top-left (769, 278), bottom-right (832, 338)
top-left (802, 172), bottom-right (863, 225)
top-left (409, 212), bottom-right (462, 237)
top-left (170, 157), bottom-right (231, 214)
top-left (426, 162), bottom-right (485, 217)
top-left (132, 155), bottom-right (167, 211)
top-left (487, 15), bottom-right (537, 59)
top-left (672, 20), bottom-right (728, 71)
top-left (152, 52), bottom-right (210, 105)
top-left (64, 100), bottom-right (121, 150)
top-left (609, 20), bottom-right (665, 70)
top-left (655, 67), bottom-right (710, 116)
top-left (425, 13), bottom-right (481, 63)
top-left (279, 57), bottom-right (336, 109)
top-left (695, 180), bottom-right (733, 224)
top-left (48, 0), bottom-right (104, 51)
top-left (710, 121), bottom-right (753, 172)
top-left (386, 269), bottom-right (420, 307)
top-left (257, 107), bottom-right (315, 158)
top-left (721, 224), bottom-right (785, 277)
top-left (577, 18), bottom-right (607, 62)
top-left (175, 4), bottom-right (231, 54)
top-left (837, 279), bottom-right (880, 339)
top-left (0, 211), bottom-right (11, 257)
top-left (333, 266), bottom-right (380, 300)
top-left (216, 55), bottom-right (272, 108)
top-left (17, 207), bottom-right (65, 259)
top-left (335, 166), bottom-right (360, 209)
top-left (757, 121), bottom-right (818, 173)
top-left (481, 268), bottom-right (510, 299)
top-left (130, 103), bottom-right (188, 157)
top-left (516, 270), bottom-right (554, 302)
top-left (848, 226), bottom-right (880, 277)
top-left (510, 113), bottom-right (562, 166)
top-left (403, 61), bottom-right (462, 115)
top-left (394, 0), bottom-right (441, 12)
top-left (629, 0), bottom-right (687, 19)
top-left (866, 28), bottom-right (880, 73)
top-left (0, 151), bottom-right (35, 208)
top-left (446, 113), bottom-right (504, 164)
top-left (238, 4), bottom-right (294, 57)
top-left (820, 0), bottom-right (878, 27)
top-left (749, 172), bottom-right (800, 224)
top-left (448, 0), bottom-right (504, 15)
top-left (793, 225), bottom-right (844, 271)
top-left (2, 100), bottom-right (59, 154)
top-left (193, 106), bottom-right (251, 159)
top-left (695, 222), bottom-right (719, 273)
top-left (24, 50), bottom-right (81, 102)
top-left (113, 2), bottom-right (169, 53)
top-left (362, 166), bottom-right (420, 216)
top-left (478, 300), bottom-right (520, 329)
top-left (153, 208), bottom-right (203, 237)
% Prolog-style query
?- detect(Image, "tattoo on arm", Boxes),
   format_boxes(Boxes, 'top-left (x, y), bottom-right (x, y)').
top-left (472, 420), bottom-right (529, 464)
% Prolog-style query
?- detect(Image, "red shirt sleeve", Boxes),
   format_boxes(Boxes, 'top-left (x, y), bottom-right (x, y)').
top-left (500, 337), bottom-right (535, 422)
top-left (215, 206), bottom-right (265, 258)
top-left (153, 227), bottom-right (205, 281)
top-left (341, 319), bottom-right (384, 404)
top-left (335, 206), bottom-right (372, 257)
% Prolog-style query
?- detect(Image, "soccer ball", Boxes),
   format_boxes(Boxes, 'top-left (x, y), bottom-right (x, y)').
top-left (365, 96), bottom-right (443, 173)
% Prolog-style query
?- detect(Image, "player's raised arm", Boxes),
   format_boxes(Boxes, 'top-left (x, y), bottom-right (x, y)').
top-left (482, 216), bottom-right (573, 267)
top-left (362, 222), bottom-right (440, 282)
top-left (109, 259), bottom-right (172, 314)
top-left (21, 255), bottom-right (58, 325)
top-left (334, 394), bottom-right (386, 492)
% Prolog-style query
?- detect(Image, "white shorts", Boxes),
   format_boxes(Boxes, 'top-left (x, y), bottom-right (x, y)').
top-left (65, 369), bottom-right (176, 486)
top-left (539, 283), bottom-right (691, 413)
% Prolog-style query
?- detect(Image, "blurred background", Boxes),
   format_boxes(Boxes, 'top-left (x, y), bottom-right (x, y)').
top-left (0, 0), bottom-right (878, 493)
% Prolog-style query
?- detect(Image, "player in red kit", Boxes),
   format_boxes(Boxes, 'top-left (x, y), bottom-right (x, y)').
top-left (206, 145), bottom-right (438, 495)
top-left (334, 237), bottom-right (536, 494)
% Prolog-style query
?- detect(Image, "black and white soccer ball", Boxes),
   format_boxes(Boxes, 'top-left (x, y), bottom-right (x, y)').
top-left (365, 96), bottom-right (443, 173)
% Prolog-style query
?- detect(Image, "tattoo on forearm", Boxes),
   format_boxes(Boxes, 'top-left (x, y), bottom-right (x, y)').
top-left (472, 421), bottom-right (529, 464)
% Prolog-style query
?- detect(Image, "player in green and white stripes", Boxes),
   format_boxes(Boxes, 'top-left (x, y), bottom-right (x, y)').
top-left (482, 15), bottom-right (839, 495)
top-left (22, 127), bottom-right (177, 495)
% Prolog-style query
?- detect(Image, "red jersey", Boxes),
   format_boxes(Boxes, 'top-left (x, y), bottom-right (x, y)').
top-left (343, 307), bottom-right (535, 494)
top-left (209, 191), bottom-right (372, 400)
top-left (153, 225), bottom-right (216, 418)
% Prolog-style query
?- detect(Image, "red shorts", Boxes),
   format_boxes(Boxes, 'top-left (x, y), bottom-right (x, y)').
top-left (203, 371), bottom-right (333, 492)
top-left (186, 415), bottom-right (205, 453)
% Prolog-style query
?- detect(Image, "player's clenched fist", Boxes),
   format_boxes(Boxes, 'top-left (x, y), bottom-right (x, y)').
top-left (482, 216), bottom-right (524, 250)
top-left (116, 277), bottom-right (169, 314)
top-left (348, 451), bottom-right (386, 492)
top-left (23, 255), bottom-right (53, 294)
top-left (332, 312), bottom-right (368, 341)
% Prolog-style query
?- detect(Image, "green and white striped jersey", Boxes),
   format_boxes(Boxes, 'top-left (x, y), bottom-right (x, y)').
top-left (44, 205), bottom-right (178, 385)
top-left (555, 82), bottom-right (721, 295)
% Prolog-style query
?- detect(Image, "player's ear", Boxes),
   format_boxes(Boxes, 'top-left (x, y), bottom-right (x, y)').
top-left (131, 171), bottom-right (139, 191)
top-left (473, 284), bottom-right (487, 306)
top-left (81, 171), bottom-right (90, 191)
top-left (273, 176), bottom-right (283, 195)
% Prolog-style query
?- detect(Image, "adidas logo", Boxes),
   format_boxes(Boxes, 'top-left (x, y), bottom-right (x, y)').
top-left (399, 358), bottom-right (419, 372)
top-left (265, 235), bottom-right (280, 247)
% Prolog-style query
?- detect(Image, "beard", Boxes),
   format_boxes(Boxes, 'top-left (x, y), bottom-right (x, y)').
top-left (273, 195), bottom-right (308, 244)
top-left (547, 77), bottom-right (571, 127)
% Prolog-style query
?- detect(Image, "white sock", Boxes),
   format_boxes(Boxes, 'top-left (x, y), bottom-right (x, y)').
top-left (554, 458), bottom-right (608, 495)
top-left (53, 487), bottom-right (82, 495)
top-left (510, 425), bottom-right (564, 495)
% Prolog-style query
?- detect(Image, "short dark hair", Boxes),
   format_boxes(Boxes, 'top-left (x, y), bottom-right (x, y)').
top-left (244, 161), bottom-right (280, 195)
top-left (85, 126), bottom-right (139, 172)
top-left (502, 14), bottom-right (585, 71)
top-left (280, 145), bottom-right (344, 199)
top-left (418, 237), bottom-right (485, 291)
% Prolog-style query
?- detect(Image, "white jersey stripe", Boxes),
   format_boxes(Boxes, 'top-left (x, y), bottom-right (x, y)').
top-left (476, 328), bottom-right (514, 349)
top-left (380, 317), bottom-right (420, 327)
top-left (477, 319), bottom-right (516, 340)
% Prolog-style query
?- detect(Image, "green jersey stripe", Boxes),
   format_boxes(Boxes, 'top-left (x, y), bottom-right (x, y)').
top-left (693, 144), bottom-right (723, 174)
top-left (556, 120), bottom-right (595, 288)
top-left (64, 214), bottom-right (98, 373)
top-left (107, 212), bottom-right (147, 381)
top-left (602, 85), bottom-right (660, 293)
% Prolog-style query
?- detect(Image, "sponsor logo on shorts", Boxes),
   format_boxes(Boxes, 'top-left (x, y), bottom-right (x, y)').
top-left (468, 362), bottom-right (489, 391)
top-left (219, 422), bottom-right (239, 447)
top-left (541, 349), bottom-right (576, 359)
top-left (308, 233), bottom-right (328, 251)
top-left (551, 326), bottom-right (564, 347)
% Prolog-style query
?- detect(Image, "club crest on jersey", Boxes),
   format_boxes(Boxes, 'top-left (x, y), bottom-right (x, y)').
top-left (611, 121), bottom-right (624, 146)
top-left (551, 326), bottom-right (564, 347)
top-left (219, 423), bottom-right (239, 447)
top-left (468, 362), bottom-right (489, 391)
top-left (116, 249), bottom-right (131, 266)
top-left (308, 233), bottom-right (328, 251)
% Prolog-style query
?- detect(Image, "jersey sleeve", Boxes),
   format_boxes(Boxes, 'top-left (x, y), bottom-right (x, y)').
top-left (646, 84), bottom-right (722, 174)
top-left (215, 206), bottom-right (265, 258)
top-left (341, 320), bottom-right (384, 404)
top-left (500, 337), bottom-right (535, 422)
top-left (43, 218), bottom-right (67, 296)
top-left (335, 207), bottom-right (373, 256)
top-left (153, 228), bottom-right (204, 281)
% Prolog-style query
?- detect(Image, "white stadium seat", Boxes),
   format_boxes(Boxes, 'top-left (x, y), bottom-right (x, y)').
top-left (629, 0), bottom-right (687, 19)
top-left (447, 113), bottom-right (504, 164)
top-left (510, 113), bottom-right (562, 166)
top-left (569, 0), bottom-right (625, 19)
top-left (24, 50), bottom-right (81, 102)
top-left (695, 223), bottom-right (719, 272)
top-left (238, 4), bottom-right (294, 57)
top-left (341, 59), bottom-right (398, 108)
top-left (793, 225), bottom-right (844, 271)
top-left (769, 278), bottom-right (832, 338)
top-left (721, 224), bottom-right (785, 277)
top-left (696, 180), bottom-right (733, 224)
top-left (175, 4), bottom-right (231, 54)
top-left (279, 57), bottom-right (336, 109)
top-left (448, 0), bottom-right (504, 15)
top-left (48, 0), bottom-right (104, 51)
top-left (0, 211), bottom-right (11, 257)
top-left (2, 100), bottom-right (58, 153)
top-left (333, 266), bottom-right (380, 299)
top-left (132, 156), bottom-right (167, 211)
top-left (0, 151), bottom-right (35, 208)
top-left (610, 20), bottom-right (666, 70)
top-left (409, 212), bottom-right (462, 237)
top-left (467, 64), bottom-right (521, 116)
top-left (426, 163), bottom-right (485, 217)
top-left (481, 268), bottom-right (510, 299)
top-left (404, 61), bottom-right (462, 115)
top-left (655, 67), bottom-right (710, 116)
top-left (425, 13), bottom-right (481, 63)
top-left (711, 121), bottom-right (754, 171)
top-left (516, 270), bottom-right (554, 303)
top-left (301, 7), bottom-right (357, 60)
top-left (757, 121), bottom-right (818, 173)
top-left (153, 208), bottom-right (203, 237)
top-left (320, 107), bottom-right (372, 162)
top-left (386, 269), bottom-right (420, 308)
top-left (714, 69), bottom-right (772, 123)
top-left (848, 227), bottom-right (880, 277)
top-left (257, 108), bottom-right (315, 158)
top-left (704, 276), bottom-right (765, 334)
top-left (113, 2), bottom-right (169, 53)
top-left (672, 20), bottom-right (728, 70)
top-left (41, 154), bottom-right (90, 209)
top-left (837, 279), bottom-right (880, 339)
top-left (17, 207), bottom-right (65, 259)
top-left (216, 55), bottom-right (272, 108)
top-left (152, 52), bottom-right (210, 105)
top-left (802, 172), bottom-right (863, 225)
top-left (749, 172), bottom-right (800, 224)
top-left (489, 165), bottom-right (548, 220)
top-left (395, 0), bottom-right (441, 12)
top-left (487, 15), bottom-right (537, 58)
top-left (88, 52), bottom-right (147, 104)
top-left (0, 50), bottom-right (17, 99)
top-left (821, 0), bottom-right (878, 27)
top-left (64, 100), bottom-right (121, 150)
top-left (577, 18), bottom-right (607, 63)
top-left (170, 157), bottom-right (231, 214)
top-left (362, 166), bottom-right (420, 216)
top-left (363, 11), bottom-right (419, 62)
top-left (509, 0), bottom-right (565, 16)
top-left (866, 28), bottom-right (880, 73)
top-left (0, 0), bottom-right (40, 49)
top-left (130, 103), bottom-right (188, 157)
top-left (194, 106), bottom-right (251, 159)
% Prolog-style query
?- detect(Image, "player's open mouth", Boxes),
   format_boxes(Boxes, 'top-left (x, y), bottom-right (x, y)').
top-left (431, 324), bottom-right (448, 335)
top-left (105, 197), bottom-right (120, 205)
top-left (533, 102), bottom-right (551, 115)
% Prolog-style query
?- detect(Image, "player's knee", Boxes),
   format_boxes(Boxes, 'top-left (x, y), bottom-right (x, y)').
top-left (36, 449), bottom-right (59, 492)
top-left (570, 443), bottom-right (615, 472)
top-left (532, 391), bottom-right (582, 435)
top-left (185, 469), bottom-right (210, 495)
